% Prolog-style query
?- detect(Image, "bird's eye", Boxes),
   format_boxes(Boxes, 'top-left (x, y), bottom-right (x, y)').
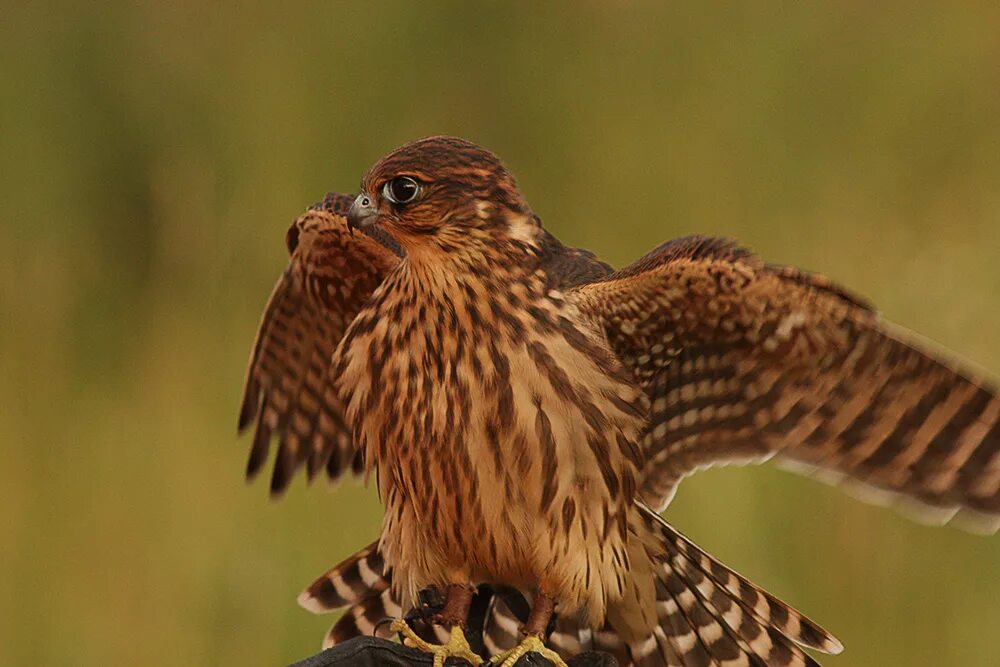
top-left (383, 176), bottom-right (420, 205)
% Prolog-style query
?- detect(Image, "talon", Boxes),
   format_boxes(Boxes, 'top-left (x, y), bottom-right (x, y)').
top-left (490, 634), bottom-right (568, 667)
top-left (390, 619), bottom-right (482, 667)
top-left (388, 618), bottom-right (428, 649)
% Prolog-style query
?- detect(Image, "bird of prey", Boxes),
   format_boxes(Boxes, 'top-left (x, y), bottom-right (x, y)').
top-left (239, 136), bottom-right (999, 667)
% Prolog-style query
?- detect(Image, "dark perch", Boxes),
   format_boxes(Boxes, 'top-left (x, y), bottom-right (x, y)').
top-left (287, 636), bottom-right (618, 667)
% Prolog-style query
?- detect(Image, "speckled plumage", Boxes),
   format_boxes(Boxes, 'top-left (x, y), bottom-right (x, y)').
top-left (241, 136), bottom-right (999, 666)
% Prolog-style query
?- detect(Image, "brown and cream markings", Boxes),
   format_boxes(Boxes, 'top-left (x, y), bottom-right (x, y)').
top-left (335, 211), bottom-right (651, 630)
top-left (241, 136), bottom-right (998, 667)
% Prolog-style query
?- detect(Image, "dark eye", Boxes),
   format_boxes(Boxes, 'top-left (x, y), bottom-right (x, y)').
top-left (382, 176), bottom-right (420, 204)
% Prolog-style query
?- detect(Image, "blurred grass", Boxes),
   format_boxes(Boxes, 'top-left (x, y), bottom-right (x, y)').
top-left (2, 2), bottom-right (999, 665)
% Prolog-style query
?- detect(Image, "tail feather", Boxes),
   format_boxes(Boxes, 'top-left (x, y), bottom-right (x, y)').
top-left (295, 541), bottom-right (408, 649)
top-left (297, 541), bottom-right (388, 614)
top-left (656, 566), bottom-right (746, 667)
top-left (655, 567), bottom-right (743, 667)
top-left (549, 612), bottom-right (589, 657)
top-left (482, 589), bottom-right (594, 658)
top-left (654, 511), bottom-right (841, 654)
top-left (299, 523), bottom-right (842, 665)
top-left (299, 542), bottom-right (474, 650)
top-left (482, 595), bottom-right (522, 656)
top-left (663, 552), bottom-right (818, 667)
top-left (323, 587), bottom-right (401, 648)
top-left (624, 626), bottom-right (685, 666)
top-left (624, 503), bottom-right (841, 666)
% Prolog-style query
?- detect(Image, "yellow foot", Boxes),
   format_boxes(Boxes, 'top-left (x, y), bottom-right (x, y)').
top-left (490, 634), bottom-right (569, 667)
top-left (389, 619), bottom-right (483, 667)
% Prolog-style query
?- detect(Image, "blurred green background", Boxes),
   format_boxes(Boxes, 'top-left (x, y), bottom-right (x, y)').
top-left (2, 2), bottom-right (999, 666)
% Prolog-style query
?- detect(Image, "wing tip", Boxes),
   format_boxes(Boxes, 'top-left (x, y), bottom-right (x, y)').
top-left (799, 619), bottom-right (845, 655)
top-left (244, 433), bottom-right (270, 483)
top-left (269, 448), bottom-right (295, 496)
top-left (237, 396), bottom-right (257, 434)
top-left (244, 465), bottom-right (264, 488)
top-left (775, 458), bottom-right (1000, 536)
top-left (952, 507), bottom-right (1000, 535)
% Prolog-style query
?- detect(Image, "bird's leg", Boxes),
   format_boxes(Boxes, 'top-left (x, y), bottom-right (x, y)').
top-left (490, 591), bottom-right (569, 667)
top-left (390, 583), bottom-right (482, 667)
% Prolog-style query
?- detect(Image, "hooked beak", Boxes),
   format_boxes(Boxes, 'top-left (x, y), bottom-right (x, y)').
top-left (347, 193), bottom-right (377, 233)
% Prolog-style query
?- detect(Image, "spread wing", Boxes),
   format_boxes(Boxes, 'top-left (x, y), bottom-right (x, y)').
top-left (238, 193), bottom-right (402, 495)
top-left (571, 236), bottom-right (1000, 532)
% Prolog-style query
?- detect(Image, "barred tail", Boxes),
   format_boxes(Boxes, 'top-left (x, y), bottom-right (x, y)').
top-left (482, 589), bottom-right (594, 659)
top-left (624, 504), bottom-right (842, 666)
top-left (297, 541), bottom-right (407, 647)
top-left (297, 524), bottom-right (841, 664)
top-left (484, 507), bottom-right (840, 665)
top-left (298, 541), bottom-right (388, 614)
top-left (298, 541), bottom-right (474, 650)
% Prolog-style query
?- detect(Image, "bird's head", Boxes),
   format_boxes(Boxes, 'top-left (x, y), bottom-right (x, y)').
top-left (347, 136), bottom-right (538, 257)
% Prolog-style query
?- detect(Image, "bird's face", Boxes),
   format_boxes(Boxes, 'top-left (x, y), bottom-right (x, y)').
top-left (347, 136), bottom-right (533, 254)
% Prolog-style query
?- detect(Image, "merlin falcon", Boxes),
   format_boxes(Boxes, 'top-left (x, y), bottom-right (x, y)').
top-left (239, 136), bottom-right (999, 666)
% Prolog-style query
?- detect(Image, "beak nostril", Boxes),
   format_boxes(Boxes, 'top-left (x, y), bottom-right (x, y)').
top-left (347, 193), bottom-right (377, 232)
